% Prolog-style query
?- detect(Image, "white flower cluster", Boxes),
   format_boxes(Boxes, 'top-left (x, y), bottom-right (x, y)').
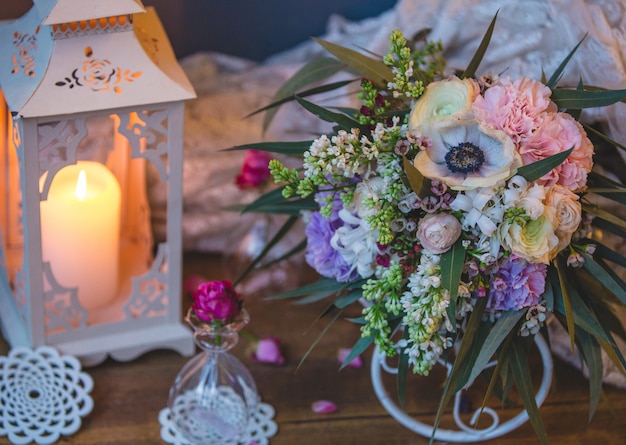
top-left (400, 252), bottom-right (454, 375)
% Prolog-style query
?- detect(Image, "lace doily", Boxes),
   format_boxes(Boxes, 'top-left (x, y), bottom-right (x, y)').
top-left (159, 392), bottom-right (278, 445)
top-left (0, 346), bottom-right (94, 445)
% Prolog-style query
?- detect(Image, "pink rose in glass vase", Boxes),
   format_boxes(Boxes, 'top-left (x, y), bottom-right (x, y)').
top-left (191, 280), bottom-right (242, 324)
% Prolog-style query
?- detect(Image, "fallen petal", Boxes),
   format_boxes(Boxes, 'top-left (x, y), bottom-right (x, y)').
top-left (312, 400), bottom-right (337, 414)
top-left (251, 337), bottom-right (285, 366)
top-left (337, 347), bottom-right (363, 368)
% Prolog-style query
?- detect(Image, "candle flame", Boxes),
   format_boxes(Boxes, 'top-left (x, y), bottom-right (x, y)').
top-left (75, 170), bottom-right (87, 201)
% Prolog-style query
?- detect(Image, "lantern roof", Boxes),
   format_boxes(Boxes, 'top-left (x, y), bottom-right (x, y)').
top-left (0, 0), bottom-right (195, 119)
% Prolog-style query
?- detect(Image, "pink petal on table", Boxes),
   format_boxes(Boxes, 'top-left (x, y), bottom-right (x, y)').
top-left (251, 337), bottom-right (285, 366)
top-left (312, 400), bottom-right (337, 414)
top-left (337, 347), bottom-right (363, 368)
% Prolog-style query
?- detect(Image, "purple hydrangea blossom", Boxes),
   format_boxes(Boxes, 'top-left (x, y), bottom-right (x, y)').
top-left (305, 193), bottom-right (359, 282)
top-left (487, 255), bottom-right (547, 311)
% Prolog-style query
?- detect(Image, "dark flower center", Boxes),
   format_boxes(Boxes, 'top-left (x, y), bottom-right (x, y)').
top-left (444, 142), bottom-right (485, 174)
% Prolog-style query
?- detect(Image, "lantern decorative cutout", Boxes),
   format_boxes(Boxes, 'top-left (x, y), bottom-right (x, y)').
top-left (0, 0), bottom-right (196, 365)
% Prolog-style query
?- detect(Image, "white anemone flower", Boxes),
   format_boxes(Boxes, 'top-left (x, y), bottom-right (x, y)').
top-left (413, 118), bottom-right (521, 191)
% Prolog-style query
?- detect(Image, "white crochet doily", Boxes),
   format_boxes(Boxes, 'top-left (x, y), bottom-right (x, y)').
top-left (159, 391), bottom-right (278, 445)
top-left (0, 346), bottom-right (94, 445)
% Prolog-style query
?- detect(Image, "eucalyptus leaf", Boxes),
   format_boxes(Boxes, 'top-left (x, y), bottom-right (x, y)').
top-left (295, 95), bottom-right (367, 133)
top-left (581, 253), bottom-right (626, 305)
top-left (265, 277), bottom-right (348, 300)
top-left (516, 147), bottom-right (573, 182)
top-left (461, 11), bottom-right (498, 79)
top-left (583, 203), bottom-right (626, 232)
top-left (555, 256), bottom-right (576, 351)
top-left (576, 328), bottom-right (605, 420)
top-left (582, 122), bottom-right (626, 152)
top-left (233, 216), bottom-right (298, 286)
top-left (296, 310), bottom-right (343, 372)
top-left (440, 239), bottom-right (466, 329)
top-left (313, 37), bottom-right (394, 89)
top-left (241, 187), bottom-right (290, 213)
top-left (587, 240), bottom-right (626, 269)
top-left (551, 88), bottom-right (626, 109)
top-left (466, 309), bottom-right (524, 387)
top-left (257, 57), bottom-right (347, 130)
top-left (430, 296), bottom-right (488, 444)
top-left (546, 34), bottom-right (586, 89)
top-left (333, 289), bottom-right (364, 308)
top-left (226, 140), bottom-right (313, 155)
top-left (340, 335), bottom-right (374, 370)
top-left (510, 339), bottom-right (548, 445)
top-left (403, 156), bottom-right (431, 197)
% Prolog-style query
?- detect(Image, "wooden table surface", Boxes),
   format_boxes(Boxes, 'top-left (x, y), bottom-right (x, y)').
top-left (1, 252), bottom-right (626, 445)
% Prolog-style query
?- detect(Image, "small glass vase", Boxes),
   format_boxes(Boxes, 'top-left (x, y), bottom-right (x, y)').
top-left (167, 308), bottom-right (259, 445)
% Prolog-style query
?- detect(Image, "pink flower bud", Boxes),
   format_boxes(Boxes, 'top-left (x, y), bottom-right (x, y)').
top-left (417, 213), bottom-right (462, 253)
top-left (192, 280), bottom-right (241, 323)
top-left (251, 337), bottom-right (285, 365)
top-left (337, 348), bottom-right (363, 368)
top-left (312, 400), bottom-right (337, 414)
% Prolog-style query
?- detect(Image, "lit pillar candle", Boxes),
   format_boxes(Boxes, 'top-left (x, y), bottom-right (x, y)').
top-left (40, 161), bottom-right (121, 311)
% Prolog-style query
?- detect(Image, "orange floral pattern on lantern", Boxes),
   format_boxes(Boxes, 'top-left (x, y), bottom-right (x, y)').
top-left (11, 26), bottom-right (40, 77)
top-left (55, 46), bottom-right (142, 94)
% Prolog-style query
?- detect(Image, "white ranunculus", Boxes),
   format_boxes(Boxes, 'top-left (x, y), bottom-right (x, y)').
top-left (413, 118), bottom-right (521, 191)
top-left (409, 76), bottom-right (478, 130)
top-left (497, 211), bottom-right (560, 264)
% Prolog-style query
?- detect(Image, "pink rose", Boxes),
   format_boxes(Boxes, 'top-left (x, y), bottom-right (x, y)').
top-left (417, 213), bottom-right (462, 254)
top-left (337, 347), bottom-right (363, 368)
top-left (192, 280), bottom-right (241, 323)
top-left (236, 150), bottom-right (272, 189)
top-left (250, 337), bottom-right (285, 365)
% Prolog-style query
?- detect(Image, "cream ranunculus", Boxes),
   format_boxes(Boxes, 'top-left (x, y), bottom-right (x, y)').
top-left (409, 76), bottom-right (478, 130)
top-left (413, 118), bottom-right (521, 191)
top-left (545, 185), bottom-right (582, 255)
top-left (416, 213), bottom-right (462, 254)
top-left (497, 211), bottom-right (560, 264)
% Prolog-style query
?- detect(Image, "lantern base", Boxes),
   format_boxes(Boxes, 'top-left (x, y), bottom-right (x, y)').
top-left (54, 322), bottom-right (195, 367)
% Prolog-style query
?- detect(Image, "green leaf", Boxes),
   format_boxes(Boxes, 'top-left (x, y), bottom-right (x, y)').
top-left (466, 309), bottom-right (525, 387)
top-left (297, 309), bottom-right (343, 372)
top-left (403, 156), bottom-right (431, 197)
top-left (551, 88), bottom-right (626, 109)
top-left (333, 289), bottom-right (363, 308)
top-left (510, 338), bottom-right (548, 445)
top-left (397, 328), bottom-right (411, 409)
top-left (555, 256), bottom-right (576, 351)
top-left (233, 216), bottom-right (298, 286)
top-left (583, 202), bottom-right (626, 232)
top-left (588, 240), bottom-right (626, 269)
top-left (516, 147), bottom-right (573, 182)
top-left (340, 335), bottom-right (374, 370)
top-left (294, 95), bottom-right (367, 133)
top-left (265, 277), bottom-right (348, 300)
top-left (586, 171), bottom-right (626, 206)
top-left (461, 11), bottom-right (498, 79)
top-left (575, 328), bottom-right (603, 420)
top-left (256, 57), bottom-right (347, 130)
top-left (582, 122), bottom-right (626, 152)
top-left (313, 37), bottom-right (395, 89)
top-left (431, 296), bottom-right (488, 443)
top-left (581, 252), bottom-right (626, 306)
top-left (440, 239), bottom-right (466, 329)
top-left (226, 140), bottom-right (313, 156)
top-left (547, 34), bottom-right (586, 89)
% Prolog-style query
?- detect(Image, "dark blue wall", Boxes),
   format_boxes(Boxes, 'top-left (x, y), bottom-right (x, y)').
top-left (165, 0), bottom-right (398, 60)
top-left (1, 1), bottom-right (399, 61)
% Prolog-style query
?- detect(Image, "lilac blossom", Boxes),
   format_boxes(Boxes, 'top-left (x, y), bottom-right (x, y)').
top-left (487, 255), bottom-right (547, 311)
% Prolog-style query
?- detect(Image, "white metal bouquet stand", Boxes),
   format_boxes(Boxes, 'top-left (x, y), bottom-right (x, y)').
top-left (370, 334), bottom-right (553, 442)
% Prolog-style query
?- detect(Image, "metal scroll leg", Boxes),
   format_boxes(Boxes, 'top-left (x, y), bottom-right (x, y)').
top-left (370, 334), bottom-right (553, 442)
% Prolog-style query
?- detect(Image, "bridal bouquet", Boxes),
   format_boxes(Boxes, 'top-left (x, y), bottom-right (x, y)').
top-left (235, 15), bottom-right (626, 443)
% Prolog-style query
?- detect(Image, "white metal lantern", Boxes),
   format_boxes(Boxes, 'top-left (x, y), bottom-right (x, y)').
top-left (0, 0), bottom-right (196, 365)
